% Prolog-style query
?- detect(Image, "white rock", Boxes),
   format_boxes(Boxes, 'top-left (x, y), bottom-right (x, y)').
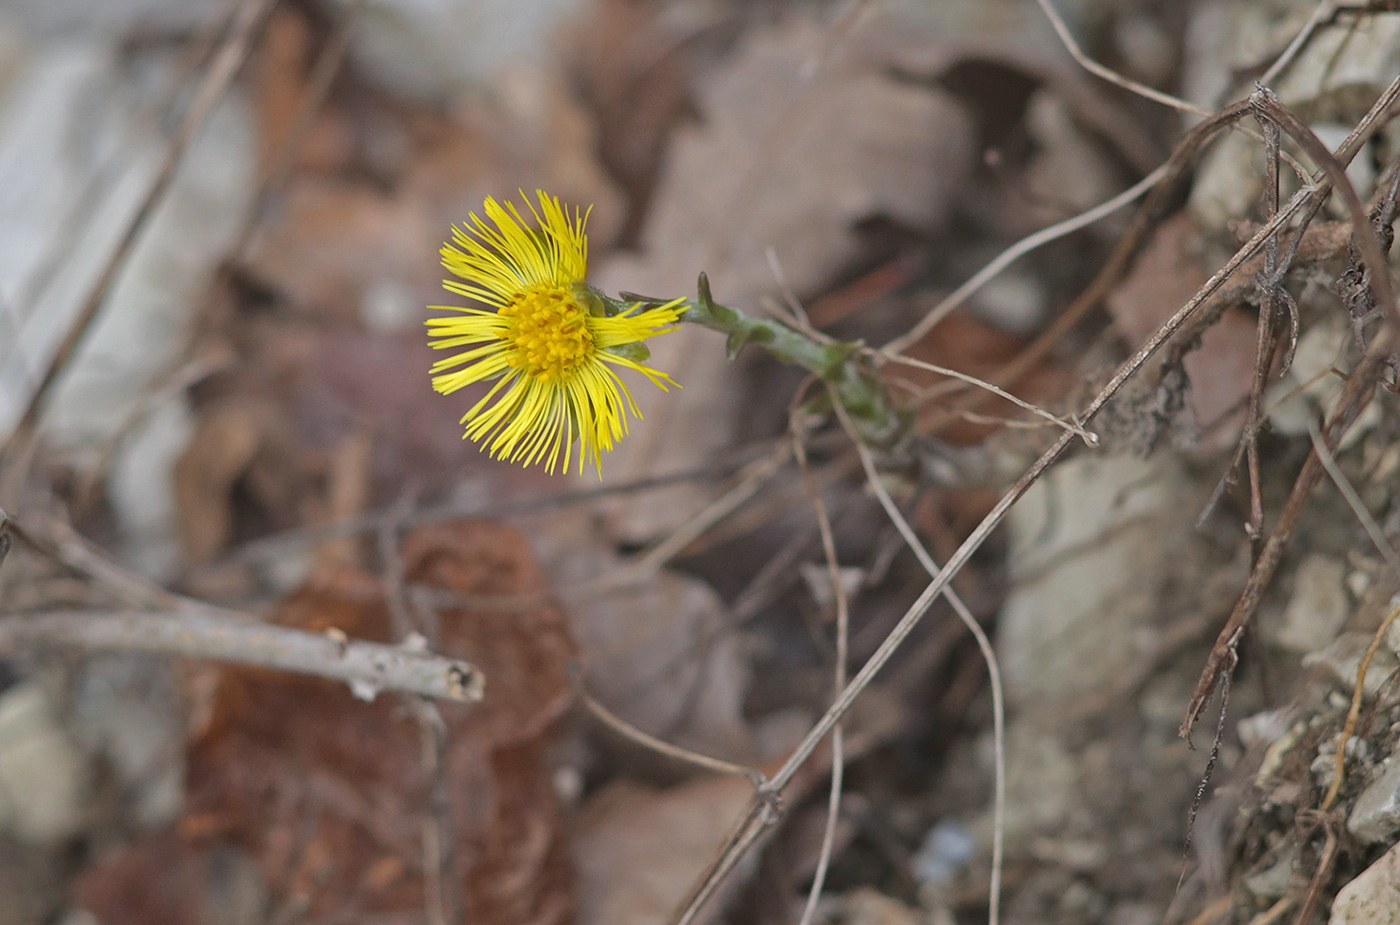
top-left (0, 26), bottom-right (254, 570)
top-left (1347, 758), bottom-right (1400, 844)
top-left (1303, 633), bottom-right (1400, 699)
top-left (999, 454), bottom-right (1181, 706)
top-left (336, 0), bottom-right (586, 100)
top-left (1330, 838), bottom-right (1400, 924)
top-left (0, 682), bottom-right (88, 844)
top-left (1273, 555), bottom-right (1349, 653)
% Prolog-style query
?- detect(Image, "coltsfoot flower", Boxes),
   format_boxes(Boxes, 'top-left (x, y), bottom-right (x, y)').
top-left (427, 191), bottom-right (681, 474)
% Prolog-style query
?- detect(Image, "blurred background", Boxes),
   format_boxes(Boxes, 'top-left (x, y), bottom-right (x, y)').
top-left (2, 0), bottom-right (1400, 923)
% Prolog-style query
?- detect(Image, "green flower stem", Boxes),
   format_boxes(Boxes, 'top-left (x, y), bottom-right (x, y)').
top-left (609, 273), bottom-right (909, 449)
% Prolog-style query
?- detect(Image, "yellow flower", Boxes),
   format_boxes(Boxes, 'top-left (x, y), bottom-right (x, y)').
top-left (427, 191), bottom-right (681, 474)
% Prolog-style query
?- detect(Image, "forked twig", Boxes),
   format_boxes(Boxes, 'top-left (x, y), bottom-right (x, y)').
top-left (4, 514), bottom-right (482, 702)
top-left (905, 99), bottom-right (1256, 423)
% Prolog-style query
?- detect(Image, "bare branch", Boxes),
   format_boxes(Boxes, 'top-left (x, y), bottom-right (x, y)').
top-left (0, 609), bottom-right (483, 702)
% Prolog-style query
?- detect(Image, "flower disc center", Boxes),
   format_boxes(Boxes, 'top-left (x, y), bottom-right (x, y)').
top-left (501, 286), bottom-right (594, 380)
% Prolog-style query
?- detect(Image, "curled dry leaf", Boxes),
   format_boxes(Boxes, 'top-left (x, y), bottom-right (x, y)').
top-left (76, 520), bottom-right (577, 925)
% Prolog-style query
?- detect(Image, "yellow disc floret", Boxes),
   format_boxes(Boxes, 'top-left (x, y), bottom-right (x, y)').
top-left (500, 286), bottom-right (594, 380)
top-left (425, 190), bottom-right (682, 475)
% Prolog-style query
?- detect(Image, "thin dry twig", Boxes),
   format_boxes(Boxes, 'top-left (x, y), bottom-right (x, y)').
top-left (791, 391), bottom-right (850, 925)
top-left (765, 247), bottom-right (818, 333)
top-left (881, 165), bottom-right (1168, 356)
top-left (414, 700), bottom-right (456, 925)
top-left (1309, 420), bottom-right (1400, 577)
top-left (1259, 1), bottom-right (1338, 86)
top-left (1290, 820), bottom-right (1339, 925)
top-left (585, 444), bottom-right (793, 593)
top-left (881, 353), bottom-right (1098, 444)
top-left (835, 398), bottom-right (1006, 925)
top-left (1035, 0), bottom-right (1313, 182)
top-left (909, 0), bottom-right (1352, 423)
top-left (7, 513), bottom-right (482, 702)
top-left (0, 509), bottom-right (11, 573)
top-left (11, 514), bottom-right (181, 609)
top-left (1320, 599), bottom-right (1400, 812)
top-left (0, 609), bottom-right (483, 702)
top-left (908, 98), bottom-right (1256, 424)
top-left (1246, 897), bottom-right (1294, 925)
top-left (1034, 0), bottom-right (1208, 115)
top-left (1245, 115), bottom-right (1285, 546)
top-left (222, 449), bottom-right (768, 569)
top-left (373, 486), bottom-right (458, 925)
top-left (1, 0), bottom-right (279, 459)
top-left (568, 664), bottom-right (762, 783)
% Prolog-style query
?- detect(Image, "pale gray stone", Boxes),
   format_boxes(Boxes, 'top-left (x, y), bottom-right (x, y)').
top-left (1330, 839), bottom-right (1400, 924)
top-left (1274, 555), bottom-right (1349, 653)
top-left (0, 682), bottom-right (88, 844)
top-left (1347, 759), bottom-right (1400, 844)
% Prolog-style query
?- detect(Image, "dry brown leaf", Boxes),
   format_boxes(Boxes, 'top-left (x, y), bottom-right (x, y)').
top-left (534, 511), bottom-right (755, 764)
top-left (244, 44), bottom-right (624, 316)
top-left (76, 520), bottom-right (577, 925)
